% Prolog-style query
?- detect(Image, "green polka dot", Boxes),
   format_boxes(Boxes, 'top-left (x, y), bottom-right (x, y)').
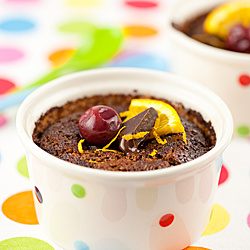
top-left (71, 184), bottom-right (86, 198)
top-left (237, 125), bottom-right (250, 137)
top-left (0, 237), bottom-right (54, 250)
top-left (58, 21), bottom-right (95, 34)
top-left (17, 156), bottom-right (29, 178)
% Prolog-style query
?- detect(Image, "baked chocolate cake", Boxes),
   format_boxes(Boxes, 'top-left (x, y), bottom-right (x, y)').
top-left (32, 94), bottom-right (216, 171)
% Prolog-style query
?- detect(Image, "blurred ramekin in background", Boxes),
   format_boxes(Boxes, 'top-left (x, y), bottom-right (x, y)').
top-left (167, 0), bottom-right (250, 137)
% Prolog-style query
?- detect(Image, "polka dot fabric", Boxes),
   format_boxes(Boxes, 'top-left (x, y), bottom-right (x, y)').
top-left (236, 74), bottom-right (250, 136)
top-left (0, 0), bottom-right (250, 250)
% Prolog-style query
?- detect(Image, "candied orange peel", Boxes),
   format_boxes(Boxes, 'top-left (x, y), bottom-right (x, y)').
top-left (102, 126), bottom-right (125, 150)
top-left (78, 139), bottom-right (85, 154)
top-left (122, 131), bottom-right (149, 140)
top-left (89, 159), bottom-right (103, 163)
top-left (149, 149), bottom-right (157, 157)
top-left (120, 99), bottom-right (186, 144)
top-left (95, 148), bottom-right (122, 154)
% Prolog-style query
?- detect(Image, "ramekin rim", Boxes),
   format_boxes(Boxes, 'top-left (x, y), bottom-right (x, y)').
top-left (16, 68), bottom-right (234, 182)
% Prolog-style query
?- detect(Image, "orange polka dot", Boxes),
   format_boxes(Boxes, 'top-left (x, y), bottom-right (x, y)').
top-left (48, 48), bottom-right (75, 68)
top-left (2, 191), bottom-right (38, 225)
top-left (184, 247), bottom-right (211, 250)
top-left (123, 25), bottom-right (158, 37)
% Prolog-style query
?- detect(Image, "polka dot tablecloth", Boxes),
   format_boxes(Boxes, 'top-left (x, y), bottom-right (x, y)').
top-left (0, 0), bottom-right (250, 249)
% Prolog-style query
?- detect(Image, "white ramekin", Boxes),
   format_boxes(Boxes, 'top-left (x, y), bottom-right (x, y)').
top-left (16, 68), bottom-right (233, 250)
top-left (167, 0), bottom-right (250, 136)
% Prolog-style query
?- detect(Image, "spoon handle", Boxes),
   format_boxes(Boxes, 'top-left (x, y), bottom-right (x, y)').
top-left (21, 66), bottom-right (73, 91)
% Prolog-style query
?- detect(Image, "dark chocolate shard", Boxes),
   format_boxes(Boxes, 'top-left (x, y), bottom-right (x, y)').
top-left (119, 107), bottom-right (158, 153)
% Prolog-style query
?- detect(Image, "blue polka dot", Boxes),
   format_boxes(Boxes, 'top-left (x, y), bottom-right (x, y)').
top-left (0, 18), bottom-right (35, 32)
top-left (74, 241), bottom-right (89, 250)
top-left (110, 53), bottom-right (169, 71)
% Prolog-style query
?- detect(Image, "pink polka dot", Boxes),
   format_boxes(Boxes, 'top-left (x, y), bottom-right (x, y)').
top-left (102, 187), bottom-right (127, 222)
top-left (47, 167), bottom-right (63, 192)
top-left (199, 167), bottom-right (213, 203)
top-left (247, 213), bottom-right (250, 228)
top-left (0, 47), bottom-right (24, 62)
top-left (176, 176), bottom-right (195, 204)
top-left (6, 0), bottom-right (39, 3)
top-left (0, 115), bottom-right (8, 127)
top-left (0, 78), bottom-right (16, 94)
top-left (199, 168), bottom-right (215, 203)
top-left (218, 164), bottom-right (229, 186)
top-left (125, 0), bottom-right (158, 8)
top-left (238, 74), bottom-right (250, 87)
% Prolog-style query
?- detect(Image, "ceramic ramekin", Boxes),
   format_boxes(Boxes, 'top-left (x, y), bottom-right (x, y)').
top-left (16, 68), bottom-right (233, 250)
top-left (167, 0), bottom-right (250, 137)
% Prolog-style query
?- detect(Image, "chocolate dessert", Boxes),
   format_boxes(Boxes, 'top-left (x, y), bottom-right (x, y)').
top-left (173, 2), bottom-right (250, 53)
top-left (32, 94), bottom-right (216, 171)
top-left (173, 11), bottom-right (226, 49)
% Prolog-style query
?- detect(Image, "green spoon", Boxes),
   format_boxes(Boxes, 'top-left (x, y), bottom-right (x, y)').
top-left (0, 26), bottom-right (124, 111)
top-left (23, 26), bottom-right (124, 90)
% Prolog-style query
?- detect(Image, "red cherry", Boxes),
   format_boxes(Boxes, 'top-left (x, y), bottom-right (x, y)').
top-left (78, 105), bottom-right (122, 147)
top-left (225, 24), bottom-right (250, 53)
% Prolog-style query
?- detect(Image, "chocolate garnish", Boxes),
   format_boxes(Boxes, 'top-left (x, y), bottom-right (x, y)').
top-left (119, 107), bottom-right (158, 153)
